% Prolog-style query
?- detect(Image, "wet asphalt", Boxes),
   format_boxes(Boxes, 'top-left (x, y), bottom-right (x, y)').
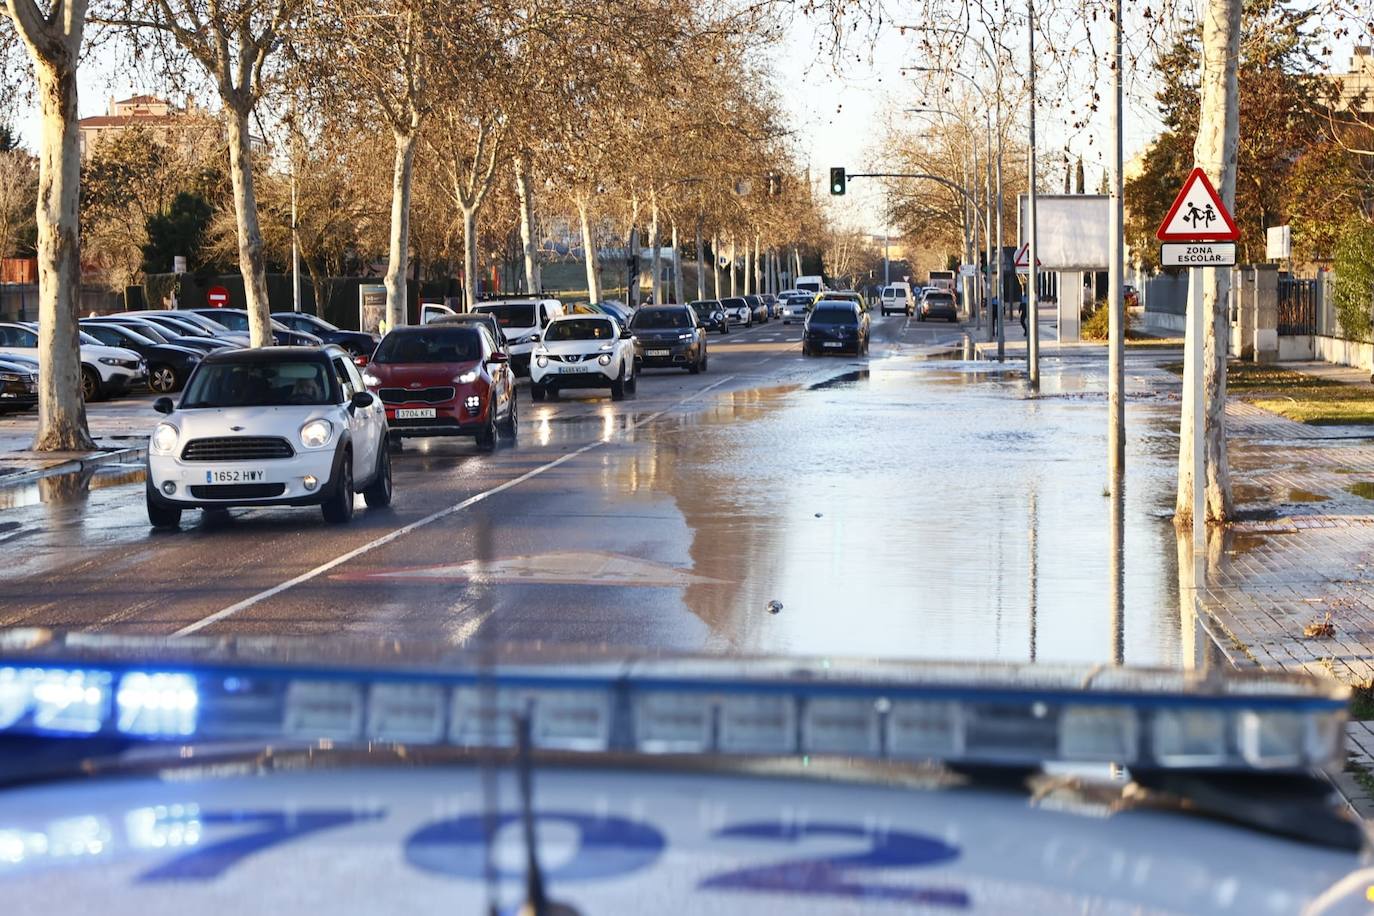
top-left (0, 313), bottom-right (1199, 667)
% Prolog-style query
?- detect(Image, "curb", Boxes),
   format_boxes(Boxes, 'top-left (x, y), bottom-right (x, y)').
top-left (0, 444), bottom-right (147, 489)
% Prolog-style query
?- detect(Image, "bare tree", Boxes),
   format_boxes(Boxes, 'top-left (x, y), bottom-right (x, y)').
top-left (4, 0), bottom-right (94, 450)
top-left (105, 0), bottom-right (299, 347)
top-left (0, 145), bottom-right (35, 259)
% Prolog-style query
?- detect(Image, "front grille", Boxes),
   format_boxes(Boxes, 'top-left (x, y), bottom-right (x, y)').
top-left (378, 386), bottom-right (455, 405)
top-left (189, 483), bottom-right (286, 499)
top-left (181, 436), bottom-right (294, 461)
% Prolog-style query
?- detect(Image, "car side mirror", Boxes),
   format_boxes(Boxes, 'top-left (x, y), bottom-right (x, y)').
top-left (350, 391), bottom-right (375, 411)
top-left (153, 396), bottom-right (175, 415)
top-left (620, 329), bottom-right (632, 339)
top-left (529, 332), bottom-right (541, 342)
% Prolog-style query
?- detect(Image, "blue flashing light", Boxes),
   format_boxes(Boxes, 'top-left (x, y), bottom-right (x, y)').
top-left (116, 673), bottom-right (198, 737)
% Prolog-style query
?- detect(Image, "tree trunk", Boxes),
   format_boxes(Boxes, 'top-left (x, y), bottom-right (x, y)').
top-left (307, 257), bottom-right (330, 315)
top-left (712, 233), bottom-right (721, 297)
top-left (514, 156), bottom-right (539, 294)
top-left (649, 199), bottom-right (661, 305)
top-left (671, 223), bottom-right (683, 304)
top-left (694, 218), bottom-right (705, 301)
top-left (576, 196), bottom-right (600, 303)
top-left (385, 128), bottom-right (417, 327)
top-left (30, 53), bottom-right (93, 451)
top-left (462, 206), bottom-right (478, 309)
top-left (226, 107), bottom-right (273, 348)
top-left (1177, 0), bottom-right (1239, 525)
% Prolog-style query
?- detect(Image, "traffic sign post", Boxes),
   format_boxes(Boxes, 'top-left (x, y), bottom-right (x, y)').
top-left (1012, 243), bottom-right (1041, 275)
top-left (207, 286), bottom-right (230, 308)
top-left (1157, 167), bottom-right (1238, 553)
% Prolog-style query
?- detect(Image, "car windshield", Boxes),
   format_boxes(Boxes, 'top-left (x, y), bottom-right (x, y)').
top-left (689, 301), bottom-right (718, 313)
top-left (120, 324), bottom-right (167, 343)
top-left (180, 360), bottom-right (334, 407)
top-left (546, 318), bottom-right (614, 341)
top-left (809, 307), bottom-right (856, 325)
top-left (720, 298), bottom-right (747, 309)
top-left (927, 293), bottom-right (955, 303)
top-left (200, 311), bottom-right (247, 330)
top-left (476, 304), bottom-right (536, 327)
top-left (631, 309), bottom-right (691, 329)
top-left (372, 328), bottom-right (482, 363)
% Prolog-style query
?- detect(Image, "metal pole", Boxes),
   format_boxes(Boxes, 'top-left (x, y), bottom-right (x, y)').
top-left (884, 229), bottom-right (890, 286)
top-left (695, 216), bottom-right (705, 301)
top-left (984, 110), bottom-right (993, 337)
top-left (291, 167), bottom-right (301, 312)
top-left (1107, 0), bottom-right (1126, 487)
top-left (1186, 268), bottom-right (1205, 552)
top-left (1027, 0), bottom-right (1040, 390)
top-left (995, 86), bottom-right (1005, 361)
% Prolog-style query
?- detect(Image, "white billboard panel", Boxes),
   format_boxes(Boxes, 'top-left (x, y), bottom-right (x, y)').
top-left (1016, 194), bottom-right (1110, 270)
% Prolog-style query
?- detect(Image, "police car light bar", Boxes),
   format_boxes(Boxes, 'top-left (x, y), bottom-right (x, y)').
top-left (0, 633), bottom-right (1349, 774)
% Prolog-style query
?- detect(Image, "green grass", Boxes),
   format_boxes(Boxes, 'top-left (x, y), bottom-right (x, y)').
top-left (1351, 687), bottom-right (1374, 720)
top-left (1162, 362), bottom-right (1374, 425)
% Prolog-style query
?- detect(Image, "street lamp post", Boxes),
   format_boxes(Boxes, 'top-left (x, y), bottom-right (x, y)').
top-left (1026, 0), bottom-right (1040, 390)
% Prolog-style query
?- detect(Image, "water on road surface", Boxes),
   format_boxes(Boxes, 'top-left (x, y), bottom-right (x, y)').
top-left (0, 321), bottom-right (1193, 670)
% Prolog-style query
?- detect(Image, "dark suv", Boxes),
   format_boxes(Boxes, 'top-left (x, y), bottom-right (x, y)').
top-left (630, 305), bottom-right (708, 373)
top-left (803, 301), bottom-right (870, 356)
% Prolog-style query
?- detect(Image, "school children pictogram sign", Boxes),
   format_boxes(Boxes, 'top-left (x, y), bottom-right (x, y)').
top-left (1155, 167), bottom-right (1239, 241)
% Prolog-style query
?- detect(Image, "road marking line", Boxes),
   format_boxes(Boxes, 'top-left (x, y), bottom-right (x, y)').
top-left (173, 376), bottom-right (736, 637)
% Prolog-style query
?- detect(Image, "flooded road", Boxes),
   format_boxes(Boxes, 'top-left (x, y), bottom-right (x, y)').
top-left (0, 316), bottom-right (1195, 668)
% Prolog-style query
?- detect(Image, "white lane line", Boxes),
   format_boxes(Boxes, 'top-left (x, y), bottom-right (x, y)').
top-left (173, 376), bottom-right (736, 637)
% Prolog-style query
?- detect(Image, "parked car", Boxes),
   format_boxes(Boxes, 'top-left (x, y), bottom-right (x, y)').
top-left (630, 305), bottom-right (708, 373)
top-left (589, 300), bottom-right (635, 326)
top-left (88, 316), bottom-right (237, 356)
top-left (139, 310), bottom-right (252, 345)
top-left (802, 301), bottom-right (870, 356)
top-left (473, 297), bottom-right (565, 376)
top-left (272, 312), bottom-right (381, 363)
top-left (80, 320), bottom-right (203, 393)
top-left (744, 295), bottom-right (769, 323)
top-left (719, 297), bottom-right (753, 328)
top-left (362, 324), bottom-right (516, 451)
top-left (879, 283), bottom-right (915, 317)
top-left (185, 308), bottom-right (323, 347)
top-left (760, 293), bottom-right (779, 318)
top-left (827, 290), bottom-right (870, 313)
top-left (0, 355), bottom-right (38, 413)
top-left (688, 300), bottom-right (729, 334)
top-left (919, 289), bottom-right (960, 322)
top-left (144, 344), bottom-right (391, 528)
top-left (0, 321), bottom-right (145, 401)
top-left (529, 314), bottom-right (637, 401)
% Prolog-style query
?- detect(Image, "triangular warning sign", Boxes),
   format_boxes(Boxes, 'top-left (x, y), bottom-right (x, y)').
top-left (1012, 244), bottom-right (1041, 268)
top-left (1156, 167), bottom-right (1239, 241)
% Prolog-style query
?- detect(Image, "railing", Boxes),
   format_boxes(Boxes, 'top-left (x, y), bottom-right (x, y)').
top-left (1278, 277), bottom-right (1318, 335)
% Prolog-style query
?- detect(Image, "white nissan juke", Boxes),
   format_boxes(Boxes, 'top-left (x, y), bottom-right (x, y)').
top-left (145, 345), bottom-right (392, 528)
top-left (528, 314), bottom-right (638, 401)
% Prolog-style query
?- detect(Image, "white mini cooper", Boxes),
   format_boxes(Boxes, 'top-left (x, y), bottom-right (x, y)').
top-left (145, 345), bottom-right (391, 528)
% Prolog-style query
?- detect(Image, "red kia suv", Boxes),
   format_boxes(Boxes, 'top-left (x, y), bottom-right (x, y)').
top-left (361, 324), bottom-right (516, 451)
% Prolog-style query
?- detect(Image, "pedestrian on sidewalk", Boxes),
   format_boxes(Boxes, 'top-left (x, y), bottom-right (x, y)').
top-left (1018, 295), bottom-right (1028, 336)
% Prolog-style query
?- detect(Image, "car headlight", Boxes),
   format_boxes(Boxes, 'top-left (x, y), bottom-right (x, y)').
top-left (598, 354), bottom-right (612, 366)
top-left (536, 356), bottom-right (548, 368)
top-left (299, 419), bottom-right (333, 449)
top-left (152, 422), bottom-right (179, 454)
top-left (98, 357), bottom-right (121, 366)
top-left (0, 373), bottom-right (18, 382)
top-left (362, 371), bottom-right (380, 387)
top-left (455, 369), bottom-right (479, 384)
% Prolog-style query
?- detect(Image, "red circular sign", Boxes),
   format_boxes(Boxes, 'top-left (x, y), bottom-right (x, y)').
top-left (207, 286), bottom-right (230, 307)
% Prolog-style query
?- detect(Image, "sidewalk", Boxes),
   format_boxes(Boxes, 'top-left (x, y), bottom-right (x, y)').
top-left (0, 397), bottom-right (154, 486)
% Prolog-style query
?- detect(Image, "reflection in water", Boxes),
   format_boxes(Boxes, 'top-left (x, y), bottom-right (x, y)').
top-left (0, 465), bottom-right (145, 511)
top-left (1110, 483), bottom-right (1124, 665)
top-left (663, 359), bottom-right (1186, 666)
top-left (1174, 523), bottom-right (1228, 672)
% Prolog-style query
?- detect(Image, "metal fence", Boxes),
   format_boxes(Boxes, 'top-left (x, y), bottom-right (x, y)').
top-left (0, 284), bottom-right (122, 321)
top-left (1278, 277), bottom-right (1319, 335)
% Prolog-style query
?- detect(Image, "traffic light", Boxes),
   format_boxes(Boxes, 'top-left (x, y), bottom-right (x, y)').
top-left (767, 171), bottom-right (781, 197)
top-left (830, 167), bottom-right (846, 195)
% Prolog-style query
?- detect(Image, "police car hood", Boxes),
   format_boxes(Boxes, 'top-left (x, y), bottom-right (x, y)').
top-left (0, 760), bottom-right (1355, 915)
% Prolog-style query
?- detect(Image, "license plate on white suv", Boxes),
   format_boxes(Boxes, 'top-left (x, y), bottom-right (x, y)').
top-left (206, 469), bottom-right (265, 484)
top-left (395, 408), bottom-right (437, 419)
top-left (559, 364), bottom-right (596, 373)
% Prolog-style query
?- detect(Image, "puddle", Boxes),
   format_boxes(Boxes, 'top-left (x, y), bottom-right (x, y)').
top-left (0, 465), bottom-right (145, 511)
top-left (808, 370), bottom-right (871, 391)
top-left (1348, 481), bottom-right (1374, 501)
top-left (1287, 488), bottom-right (1330, 503)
